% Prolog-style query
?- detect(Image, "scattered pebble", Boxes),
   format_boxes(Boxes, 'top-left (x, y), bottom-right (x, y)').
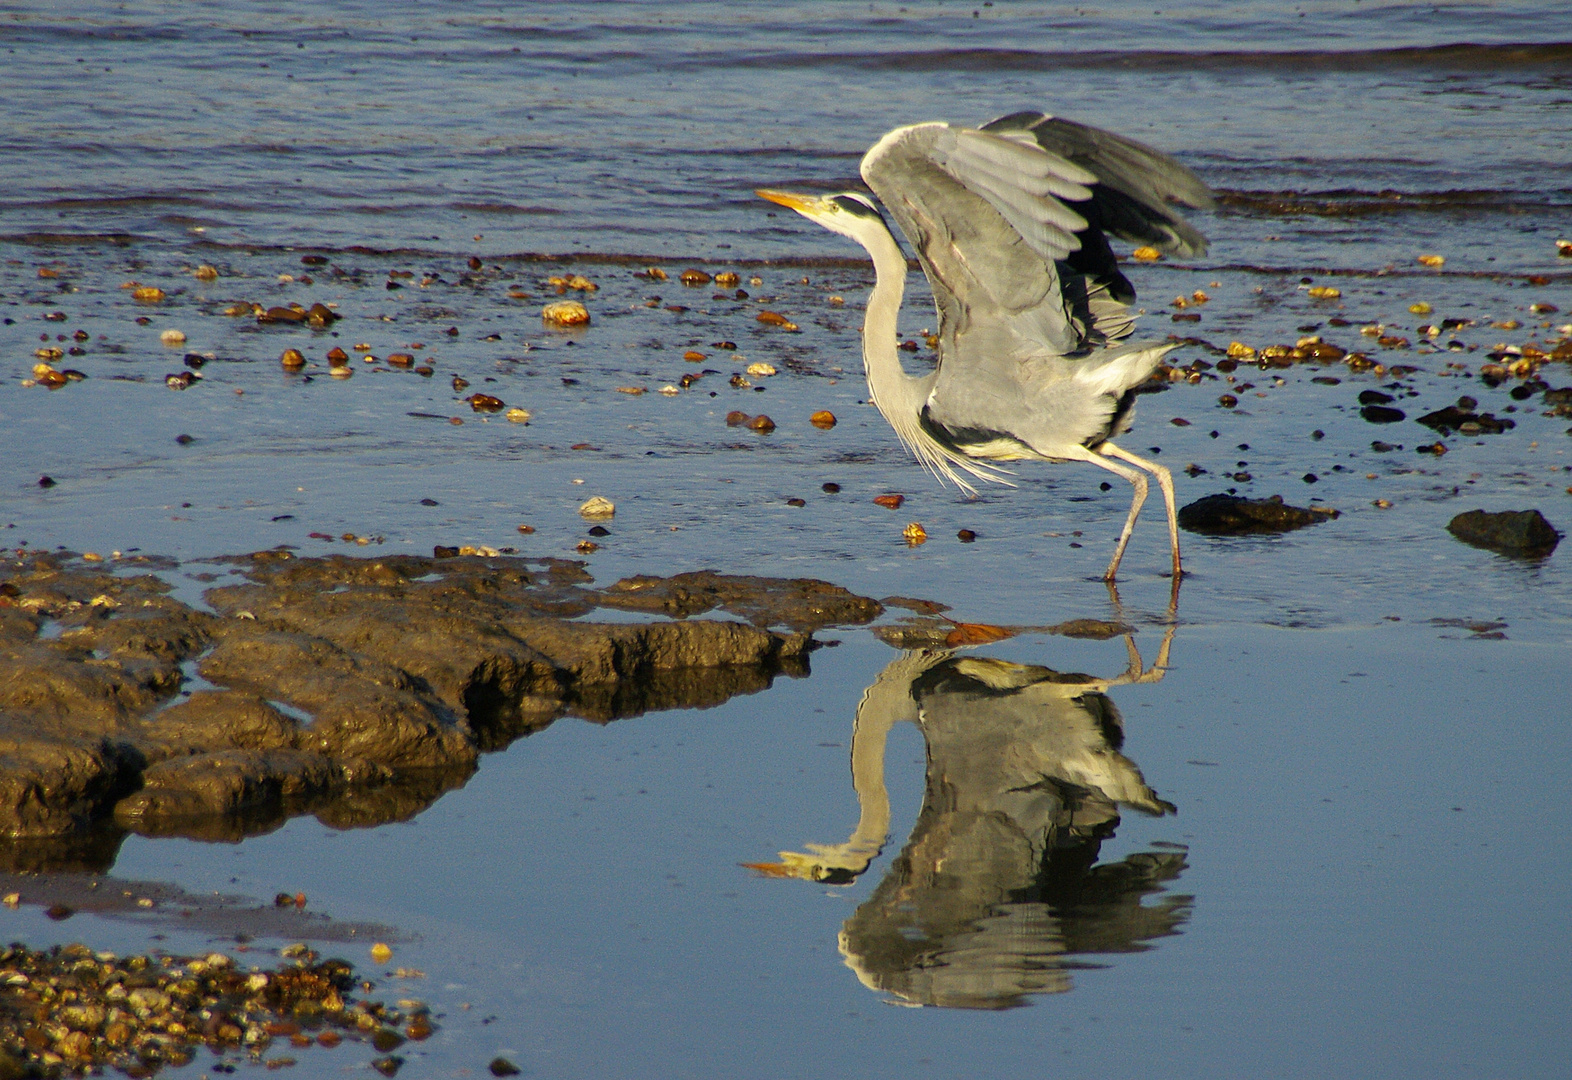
top-left (578, 496), bottom-right (615, 519)
top-left (680, 269), bottom-right (711, 285)
top-left (280, 349), bottom-right (305, 371)
top-left (542, 300), bottom-right (590, 327)
top-left (822, 482), bottom-right (841, 493)
top-left (0, 941), bottom-right (428, 1076)
top-left (490, 1058), bottom-right (522, 1077)
top-left (809, 410), bottom-right (837, 429)
top-left (746, 415), bottom-right (776, 433)
top-left (1131, 246), bottom-right (1162, 261)
top-left (756, 311), bottom-right (798, 330)
top-left (873, 494), bottom-right (905, 510)
top-left (505, 407), bottom-right (532, 423)
top-left (158, 329), bottom-right (186, 346)
top-left (745, 362), bottom-right (777, 377)
top-left (1306, 286), bottom-right (1340, 299)
top-left (468, 393), bottom-right (505, 412)
top-left (903, 522), bottom-right (928, 545)
top-left (1417, 254), bottom-right (1445, 268)
top-left (131, 286), bottom-right (164, 303)
top-left (957, 529), bottom-right (977, 543)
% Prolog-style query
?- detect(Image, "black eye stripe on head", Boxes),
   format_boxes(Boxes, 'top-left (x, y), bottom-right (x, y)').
top-left (831, 195), bottom-right (878, 217)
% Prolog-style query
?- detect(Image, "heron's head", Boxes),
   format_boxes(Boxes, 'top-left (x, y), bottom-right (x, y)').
top-left (756, 189), bottom-right (889, 242)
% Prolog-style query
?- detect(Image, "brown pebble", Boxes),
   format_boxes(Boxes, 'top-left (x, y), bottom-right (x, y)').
top-left (387, 353), bottom-right (414, 367)
top-left (786, 497), bottom-right (806, 507)
top-left (714, 271), bottom-right (740, 287)
top-left (452, 375), bottom-right (470, 391)
top-left (756, 311), bottom-right (797, 329)
top-left (822, 482), bottom-right (841, 493)
top-left (957, 529), bottom-right (977, 543)
top-left (489, 1059), bottom-right (522, 1078)
top-left (317, 1031), bottom-right (342, 1048)
top-left (281, 349), bottom-right (305, 370)
top-left (326, 346), bottom-right (349, 365)
top-left (746, 414), bottom-right (776, 433)
top-left (1170, 417), bottom-right (1191, 427)
top-left (725, 410), bottom-right (751, 426)
top-left (1218, 394), bottom-right (1238, 408)
top-left (680, 268), bottom-right (711, 285)
top-left (809, 410), bottom-right (837, 429)
top-left (469, 394), bottom-right (507, 416)
top-left (683, 350), bottom-right (707, 362)
top-left (44, 903), bottom-right (73, 920)
top-left (576, 540), bottom-right (599, 553)
top-left (516, 524), bottom-right (535, 534)
top-left (873, 494), bottom-right (905, 510)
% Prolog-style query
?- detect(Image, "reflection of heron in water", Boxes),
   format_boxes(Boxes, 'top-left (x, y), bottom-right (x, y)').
top-left (748, 620), bottom-right (1189, 1009)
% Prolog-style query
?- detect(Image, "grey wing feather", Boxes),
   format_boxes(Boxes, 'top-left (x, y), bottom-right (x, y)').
top-left (862, 123), bottom-right (1088, 357)
top-left (981, 111), bottom-right (1214, 257)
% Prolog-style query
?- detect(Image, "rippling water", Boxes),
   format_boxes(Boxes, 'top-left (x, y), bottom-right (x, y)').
top-left (2, 1), bottom-right (1569, 267)
top-left (2, 4), bottom-right (1571, 1078)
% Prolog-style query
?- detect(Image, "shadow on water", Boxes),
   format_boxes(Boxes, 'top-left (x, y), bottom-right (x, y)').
top-left (748, 602), bottom-right (1190, 1009)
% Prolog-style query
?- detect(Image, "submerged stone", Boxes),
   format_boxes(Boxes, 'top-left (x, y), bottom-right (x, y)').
top-left (1445, 509), bottom-right (1561, 557)
top-left (1177, 493), bottom-right (1340, 535)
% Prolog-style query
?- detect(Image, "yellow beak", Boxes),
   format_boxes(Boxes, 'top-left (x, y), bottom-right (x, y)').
top-left (755, 188), bottom-right (820, 213)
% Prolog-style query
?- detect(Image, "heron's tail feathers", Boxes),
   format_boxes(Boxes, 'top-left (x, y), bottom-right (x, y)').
top-left (1071, 342), bottom-right (1175, 399)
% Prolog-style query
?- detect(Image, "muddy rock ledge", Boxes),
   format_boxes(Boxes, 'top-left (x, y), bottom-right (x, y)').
top-left (0, 550), bottom-right (883, 869)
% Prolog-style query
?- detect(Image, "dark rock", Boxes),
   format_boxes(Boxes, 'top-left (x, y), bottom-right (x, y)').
top-left (1360, 405), bottom-right (1406, 424)
top-left (489, 1059), bottom-right (522, 1078)
top-left (1417, 405), bottom-right (1512, 434)
top-left (1177, 494), bottom-right (1341, 535)
top-left (1358, 390), bottom-right (1395, 405)
top-left (1446, 509), bottom-right (1561, 557)
top-left (0, 551), bottom-right (886, 863)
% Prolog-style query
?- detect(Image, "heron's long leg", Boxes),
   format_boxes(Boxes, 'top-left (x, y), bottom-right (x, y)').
top-left (1062, 445), bottom-right (1147, 581)
top-left (1101, 441), bottom-right (1182, 580)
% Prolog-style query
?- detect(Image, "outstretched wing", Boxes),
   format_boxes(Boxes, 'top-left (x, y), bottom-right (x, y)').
top-left (980, 111), bottom-right (1213, 304)
top-left (860, 115), bottom-right (1211, 357)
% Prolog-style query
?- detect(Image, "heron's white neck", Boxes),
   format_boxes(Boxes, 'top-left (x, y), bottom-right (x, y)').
top-left (854, 219), bottom-right (933, 423)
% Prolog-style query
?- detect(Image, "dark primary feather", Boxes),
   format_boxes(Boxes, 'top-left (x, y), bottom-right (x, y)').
top-left (980, 111), bottom-right (1214, 257)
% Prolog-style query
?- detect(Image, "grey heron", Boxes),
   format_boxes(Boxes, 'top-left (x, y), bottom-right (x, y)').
top-left (758, 111), bottom-right (1213, 581)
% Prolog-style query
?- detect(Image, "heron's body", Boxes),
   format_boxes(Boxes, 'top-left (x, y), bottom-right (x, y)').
top-left (759, 111), bottom-right (1213, 580)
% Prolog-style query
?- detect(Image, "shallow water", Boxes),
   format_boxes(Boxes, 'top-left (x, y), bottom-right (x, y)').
top-left (2, 2), bottom-right (1571, 1077)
